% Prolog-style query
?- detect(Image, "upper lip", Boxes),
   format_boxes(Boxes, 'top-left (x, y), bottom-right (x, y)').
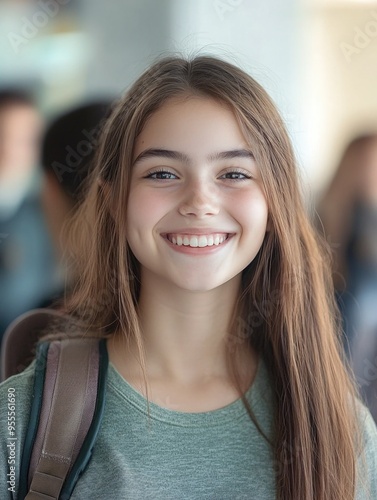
top-left (161, 228), bottom-right (235, 236)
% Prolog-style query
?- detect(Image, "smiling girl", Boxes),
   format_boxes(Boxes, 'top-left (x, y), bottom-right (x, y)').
top-left (1, 55), bottom-right (376, 500)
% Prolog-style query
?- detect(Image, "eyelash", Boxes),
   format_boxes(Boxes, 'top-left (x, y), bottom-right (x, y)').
top-left (144, 168), bottom-right (252, 182)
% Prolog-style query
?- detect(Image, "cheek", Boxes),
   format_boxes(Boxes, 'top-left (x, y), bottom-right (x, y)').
top-left (127, 188), bottom-right (168, 234)
top-left (231, 189), bottom-right (268, 231)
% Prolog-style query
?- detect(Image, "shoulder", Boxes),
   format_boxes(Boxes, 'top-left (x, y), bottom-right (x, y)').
top-left (0, 362), bottom-right (36, 499)
top-left (356, 400), bottom-right (377, 455)
top-left (355, 401), bottom-right (377, 500)
top-left (0, 360), bottom-right (35, 400)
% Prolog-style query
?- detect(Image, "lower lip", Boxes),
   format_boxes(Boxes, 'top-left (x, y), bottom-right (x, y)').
top-left (162, 234), bottom-right (234, 255)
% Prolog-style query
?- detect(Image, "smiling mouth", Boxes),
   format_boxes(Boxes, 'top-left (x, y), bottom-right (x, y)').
top-left (164, 233), bottom-right (233, 248)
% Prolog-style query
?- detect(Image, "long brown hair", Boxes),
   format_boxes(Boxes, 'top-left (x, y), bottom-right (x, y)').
top-left (62, 55), bottom-right (365, 500)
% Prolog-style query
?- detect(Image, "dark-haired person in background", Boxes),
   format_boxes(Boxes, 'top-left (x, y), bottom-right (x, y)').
top-left (38, 100), bottom-right (112, 310)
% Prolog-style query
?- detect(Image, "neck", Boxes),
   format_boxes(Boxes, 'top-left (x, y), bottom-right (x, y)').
top-left (109, 268), bottom-right (257, 388)
top-left (140, 269), bottom-right (243, 382)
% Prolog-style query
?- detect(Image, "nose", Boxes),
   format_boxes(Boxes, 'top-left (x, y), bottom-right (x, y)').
top-left (178, 179), bottom-right (220, 217)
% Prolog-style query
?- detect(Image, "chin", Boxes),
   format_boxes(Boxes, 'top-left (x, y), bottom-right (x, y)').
top-left (174, 277), bottom-right (227, 293)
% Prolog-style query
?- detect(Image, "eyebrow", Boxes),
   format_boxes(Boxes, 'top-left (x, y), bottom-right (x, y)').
top-left (132, 148), bottom-right (255, 167)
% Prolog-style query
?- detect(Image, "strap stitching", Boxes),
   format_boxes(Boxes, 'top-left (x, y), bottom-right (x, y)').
top-left (41, 452), bottom-right (71, 465)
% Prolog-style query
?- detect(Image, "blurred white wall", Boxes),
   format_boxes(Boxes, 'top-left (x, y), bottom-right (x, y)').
top-left (79, 0), bottom-right (173, 98)
top-left (80, 0), bottom-right (299, 105)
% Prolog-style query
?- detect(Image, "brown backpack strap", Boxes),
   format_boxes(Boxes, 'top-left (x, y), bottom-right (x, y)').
top-left (24, 338), bottom-right (104, 499)
top-left (0, 308), bottom-right (66, 382)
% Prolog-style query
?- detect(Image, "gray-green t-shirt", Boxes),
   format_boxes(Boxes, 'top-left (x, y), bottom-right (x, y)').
top-left (1, 355), bottom-right (376, 499)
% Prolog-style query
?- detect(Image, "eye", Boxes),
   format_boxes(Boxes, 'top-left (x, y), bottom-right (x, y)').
top-left (220, 169), bottom-right (252, 181)
top-left (144, 168), bottom-right (178, 180)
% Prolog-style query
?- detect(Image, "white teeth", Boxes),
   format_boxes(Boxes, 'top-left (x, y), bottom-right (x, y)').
top-left (198, 236), bottom-right (210, 247)
top-left (167, 233), bottom-right (228, 247)
top-left (189, 237), bottom-right (199, 247)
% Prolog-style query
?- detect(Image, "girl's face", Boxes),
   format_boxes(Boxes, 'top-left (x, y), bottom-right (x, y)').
top-left (127, 96), bottom-right (269, 292)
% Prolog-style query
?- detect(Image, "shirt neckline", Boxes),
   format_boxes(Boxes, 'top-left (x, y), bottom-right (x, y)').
top-left (107, 351), bottom-right (270, 427)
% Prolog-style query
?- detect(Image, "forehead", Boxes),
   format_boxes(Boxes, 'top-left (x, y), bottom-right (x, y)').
top-left (133, 96), bottom-right (248, 159)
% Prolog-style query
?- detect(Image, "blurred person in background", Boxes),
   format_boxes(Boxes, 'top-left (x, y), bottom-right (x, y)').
top-left (318, 134), bottom-right (377, 421)
top-left (38, 100), bottom-right (112, 309)
top-left (0, 90), bottom-right (58, 342)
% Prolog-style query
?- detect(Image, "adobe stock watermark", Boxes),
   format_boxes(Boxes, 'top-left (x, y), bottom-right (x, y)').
top-left (340, 11), bottom-right (377, 62)
top-left (213, 0), bottom-right (245, 21)
top-left (7, 0), bottom-right (71, 54)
